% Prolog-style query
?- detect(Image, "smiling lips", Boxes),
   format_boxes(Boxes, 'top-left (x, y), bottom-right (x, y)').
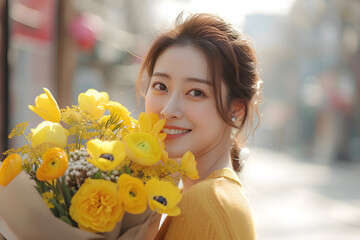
top-left (162, 127), bottom-right (191, 140)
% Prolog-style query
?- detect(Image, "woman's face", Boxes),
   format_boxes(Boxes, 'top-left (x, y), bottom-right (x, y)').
top-left (145, 45), bottom-right (231, 159)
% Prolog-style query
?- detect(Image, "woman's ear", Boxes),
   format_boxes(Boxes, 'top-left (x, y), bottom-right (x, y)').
top-left (230, 99), bottom-right (244, 119)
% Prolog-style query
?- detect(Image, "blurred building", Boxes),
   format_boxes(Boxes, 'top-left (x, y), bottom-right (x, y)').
top-left (246, 0), bottom-right (360, 162)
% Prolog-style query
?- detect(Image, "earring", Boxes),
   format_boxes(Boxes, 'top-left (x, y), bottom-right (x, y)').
top-left (232, 116), bottom-right (236, 122)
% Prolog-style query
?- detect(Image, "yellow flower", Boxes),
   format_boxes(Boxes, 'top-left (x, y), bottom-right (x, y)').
top-left (179, 151), bottom-right (199, 180)
top-left (124, 132), bottom-right (162, 166)
top-left (102, 101), bottom-right (131, 124)
top-left (36, 148), bottom-right (68, 181)
top-left (0, 154), bottom-right (22, 186)
top-left (78, 89), bottom-right (109, 119)
top-left (28, 88), bottom-right (61, 123)
top-left (86, 139), bottom-right (126, 171)
top-left (139, 113), bottom-right (166, 140)
top-left (145, 178), bottom-right (182, 216)
top-left (99, 115), bottom-right (116, 130)
top-left (69, 179), bottom-right (124, 233)
top-left (31, 121), bottom-right (68, 149)
top-left (117, 174), bottom-right (147, 214)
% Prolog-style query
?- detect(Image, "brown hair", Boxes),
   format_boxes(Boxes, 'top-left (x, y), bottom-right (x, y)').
top-left (137, 13), bottom-right (262, 172)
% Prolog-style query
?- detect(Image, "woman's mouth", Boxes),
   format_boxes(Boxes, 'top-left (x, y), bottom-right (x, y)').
top-left (162, 127), bottom-right (191, 140)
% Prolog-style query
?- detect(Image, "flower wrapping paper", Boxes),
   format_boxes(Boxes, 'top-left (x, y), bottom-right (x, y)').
top-left (0, 171), bottom-right (158, 240)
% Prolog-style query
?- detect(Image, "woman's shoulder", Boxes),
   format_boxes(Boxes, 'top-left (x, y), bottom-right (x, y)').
top-left (174, 169), bottom-right (256, 239)
top-left (189, 169), bottom-right (250, 212)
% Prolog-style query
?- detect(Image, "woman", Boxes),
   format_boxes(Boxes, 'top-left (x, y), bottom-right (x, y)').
top-left (138, 13), bottom-right (261, 240)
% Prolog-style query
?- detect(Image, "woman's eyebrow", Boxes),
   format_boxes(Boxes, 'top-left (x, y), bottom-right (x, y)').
top-left (152, 72), bottom-right (170, 78)
top-left (152, 72), bottom-right (212, 85)
top-left (186, 77), bottom-right (212, 85)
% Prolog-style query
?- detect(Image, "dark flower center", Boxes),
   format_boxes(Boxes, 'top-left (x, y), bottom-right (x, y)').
top-left (153, 196), bottom-right (167, 206)
top-left (100, 153), bottom-right (114, 161)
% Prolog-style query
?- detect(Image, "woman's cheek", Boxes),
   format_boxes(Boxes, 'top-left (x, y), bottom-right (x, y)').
top-left (145, 94), bottom-right (162, 114)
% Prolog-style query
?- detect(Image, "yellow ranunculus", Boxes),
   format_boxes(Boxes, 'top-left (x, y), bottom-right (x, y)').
top-left (0, 154), bottom-right (22, 186)
top-left (179, 151), bottom-right (199, 180)
top-left (30, 121), bottom-right (68, 149)
top-left (69, 179), bottom-right (124, 233)
top-left (78, 89), bottom-right (109, 119)
top-left (145, 178), bottom-right (182, 216)
top-left (36, 148), bottom-right (68, 181)
top-left (102, 101), bottom-right (131, 124)
top-left (28, 88), bottom-right (61, 123)
top-left (117, 174), bottom-right (147, 214)
top-left (86, 139), bottom-right (126, 171)
top-left (124, 132), bottom-right (162, 166)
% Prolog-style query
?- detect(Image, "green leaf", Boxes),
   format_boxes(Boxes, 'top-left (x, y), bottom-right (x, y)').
top-left (50, 206), bottom-right (59, 217)
top-left (60, 215), bottom-right (73, 226)
top-left (124, 165), bottom-right (131, 175)
top-left (34, 180), bottom-right (46, 193)
top-left (50, 199), bottom-right (67, 217)
top-left (60, 177), bottom-right (72, 208)
top-left (112, 123), bottom-right (123, 132)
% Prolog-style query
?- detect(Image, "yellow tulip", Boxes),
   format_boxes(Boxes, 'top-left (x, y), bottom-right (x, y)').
top-left (69, 179), bottom-right (124, 233)
top-left (179, 151), bottom-right (199, 180)
top-left (28, 88), bottom-right (61, 123)
top-left (36, 148), bottom-right (68, 181)
top-left (124, 132), bottom-right (161, 166)
top-left (145, 178), bottom-right (182, 216)
top-left (0, 154), bottom-right (22, 186)
top-left (78, 89), bottom-right (109, 119)
top-left (117, 174), bottom-right (147, 214)
top-left (30, 121), bottom-right (68, 149)
top-left (86, 139), bottom-right (126, 171)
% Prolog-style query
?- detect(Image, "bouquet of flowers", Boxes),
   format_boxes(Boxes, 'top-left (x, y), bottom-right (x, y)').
top-left (0, 88), bottom-right (199, 240)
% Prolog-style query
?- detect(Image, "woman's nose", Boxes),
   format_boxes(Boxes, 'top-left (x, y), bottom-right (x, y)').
top-left (160, 93), bottom-right (183, 120)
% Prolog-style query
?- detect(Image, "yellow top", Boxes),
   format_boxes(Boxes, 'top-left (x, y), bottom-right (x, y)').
top-left (155, 168), bottom-right (257, 240)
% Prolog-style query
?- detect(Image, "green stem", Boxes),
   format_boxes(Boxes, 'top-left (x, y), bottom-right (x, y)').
top-left (22, 133), bottom-right (33, 150)
top-left (57, 178), bottom-right (70, 212)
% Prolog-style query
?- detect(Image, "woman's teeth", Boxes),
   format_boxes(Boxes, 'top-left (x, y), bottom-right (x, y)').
top-left (162, 128), bottom-right (190, 135)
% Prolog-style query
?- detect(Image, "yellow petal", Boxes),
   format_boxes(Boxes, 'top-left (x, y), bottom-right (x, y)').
top-left (0, 154), bottom-right (22, 186)
top-left (69, 179), bottom-right (124, 233)
top-left (78, 89), bottom-right (109, 119)
top-left (86, 139), bottom-right (126, 171)
top-left (30, 121), bottom-right (68, 149)
top-left (124, 132), bottom-right (161, 166)
top-left (117, 174), bottom-right (147, 214)
top-left (138, 113), bottom-right (152, 133)
top-left (151, 119), bottom-right (166, 136)
top-left (36, 148), bottom-right (68, 181)
top-left (28, 88), bottom-right (61, 123)
top-left (145, 178), bottom-right (182, 216)
top-left (160, 206), bottom-right (180, 216)
top-left (179, 151), bottom-right (199, 180)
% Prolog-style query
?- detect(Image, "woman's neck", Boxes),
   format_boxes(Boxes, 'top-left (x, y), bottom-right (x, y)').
top-left (182, 146), bottom-right (233, 191)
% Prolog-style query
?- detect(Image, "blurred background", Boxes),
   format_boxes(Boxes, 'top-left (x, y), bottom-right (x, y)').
top-left (0, 0), bottom-right (359, 239)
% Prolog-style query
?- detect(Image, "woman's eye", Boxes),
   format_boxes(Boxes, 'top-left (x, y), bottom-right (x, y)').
top-left (188, 89), bottom-right (205, 97)
top-left (153, 83), bottom-right (168, 92)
